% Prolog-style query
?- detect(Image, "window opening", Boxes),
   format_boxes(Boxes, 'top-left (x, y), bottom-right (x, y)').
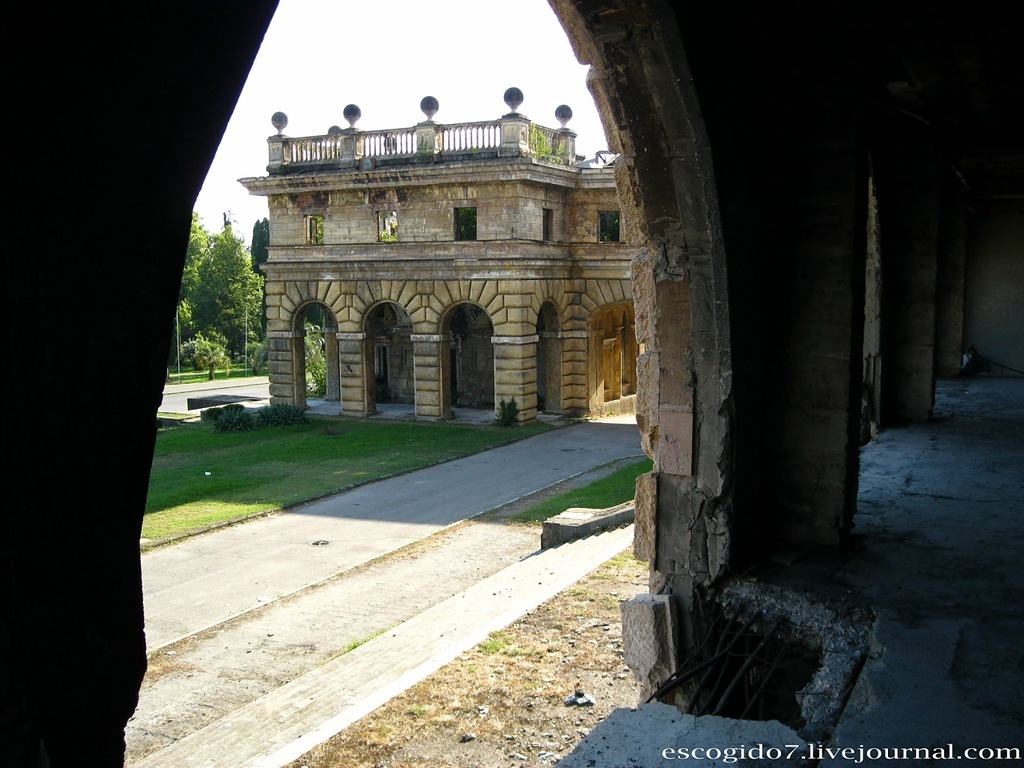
top-left (599, 210), bottom-right (620, 243)
top-left (543, 208), bottom-right (553, 241)
top-left (304, 214), bottom-right (324, 245)
top-left (455, 206), bottom-right (477, 241)
top-left (377, 210), bottom-right (398, 242)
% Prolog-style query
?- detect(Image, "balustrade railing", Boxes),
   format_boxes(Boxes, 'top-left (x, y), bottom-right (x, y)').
top-left (268, 111), bottom-right (575, 174)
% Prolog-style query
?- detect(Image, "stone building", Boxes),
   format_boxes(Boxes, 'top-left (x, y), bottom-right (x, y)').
top-left (9, 2), bottom-right (1024, 765)
top-left (240, 91), bottom-right (637, 422)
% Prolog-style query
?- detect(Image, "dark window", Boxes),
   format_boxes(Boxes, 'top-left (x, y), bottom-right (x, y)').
top-left (598, 210), bottom-right (620, 242)
top-left (543, 208), bottom-right (553, 241)
top-left (377, 210), bottom-right (398, 242)
top-left (304, 214), bottom-right (324, 245)
top-left (455, 206), bottom-right (477, 241)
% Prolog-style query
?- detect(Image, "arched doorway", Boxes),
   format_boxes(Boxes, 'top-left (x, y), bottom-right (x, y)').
top-left (364, 302), bottom-right (414, 408)
top-left (292, 302), bottom-right (339, 410)
top-left (588, 303), bottom-right (637, 416)
top-left (537, 301), bottom-right (563, 413)
top-left (440, 302), bottom-right (495, 416)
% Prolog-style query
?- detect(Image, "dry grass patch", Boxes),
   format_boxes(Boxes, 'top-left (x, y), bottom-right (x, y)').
top-left (288, 550), bottom-right (647, 768)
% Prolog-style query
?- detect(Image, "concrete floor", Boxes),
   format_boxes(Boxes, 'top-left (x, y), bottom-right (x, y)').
top-left (561, 376), bottom-right (1024, 766)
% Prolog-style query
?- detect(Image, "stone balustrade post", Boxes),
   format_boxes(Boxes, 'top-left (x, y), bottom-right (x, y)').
top-left (557, 128), bottom-right (577, 164)
top-left (415, 121), bottom-right (442, 161)
top-left (499, 113), bottom-right (531, 158)
top-left (267, 135), bottom-right (289, 175)
top-left (337, 128), bottom-right (364, 169)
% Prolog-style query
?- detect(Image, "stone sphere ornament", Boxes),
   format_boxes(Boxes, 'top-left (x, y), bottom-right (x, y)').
top-left (327, 125), bottom-right (343, 136)
top-left (555, 104), bottom-right (573, 127)
top-left (343, 104), bottom-right (361, 128)
top-left (503, 87), bottom-right (524, 113)
top-left (420, 96), bottom-right (439, 121)
top-left (271, 111), bottom-right (288, 135)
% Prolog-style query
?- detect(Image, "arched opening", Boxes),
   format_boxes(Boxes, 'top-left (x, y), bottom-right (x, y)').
top-left (364, 302), bottom-right (414, 408)
top-left (588, 302), bottom-right (637, 416)
top-left (440, 302), bottom-right (495, 416)
top-left (292, 302), bottom-right (339, 410)
top-left (537, 301), bottom-right (563, 413)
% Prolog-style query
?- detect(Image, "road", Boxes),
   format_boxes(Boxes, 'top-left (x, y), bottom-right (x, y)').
top-left (141, 417), bottom-right (645, 651)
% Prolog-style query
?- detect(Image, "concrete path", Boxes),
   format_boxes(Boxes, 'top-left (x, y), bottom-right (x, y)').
top-left (142, 419), bottom-right (644, 651)
top-left (131, 525), bottom-right (635, 768)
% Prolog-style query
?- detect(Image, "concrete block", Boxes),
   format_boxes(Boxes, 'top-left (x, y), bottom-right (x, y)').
top-left (621, 593), bottom-right (679, 702)
top-left (541, 502), bottom-right (635, 549)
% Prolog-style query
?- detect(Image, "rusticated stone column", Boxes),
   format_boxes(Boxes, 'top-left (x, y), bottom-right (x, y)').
top-left (266, 329), bottom-right (302, 406)
top-left (412, 334), bottom-right (445, 419)
top-left (493, 334), bottom-right (539, 422)
top-left (337, 332), bottom-right (372, 415)
top-left (560, 328), bottom-right (589, 415)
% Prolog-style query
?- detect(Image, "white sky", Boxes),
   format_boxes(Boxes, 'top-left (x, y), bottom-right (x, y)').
top-left (192, 0), bottom-right (608, 241)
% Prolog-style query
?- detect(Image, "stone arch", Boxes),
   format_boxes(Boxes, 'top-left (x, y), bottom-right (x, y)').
top-left (536, 300), bottom-right (563, 413)
top-left (439, 301), bottom-right (495, 416)
top-left (289, 300), bottom-right (340, 411)
top-left (549, 3), bottom-right (735, 601)
top-left (363, 301), bottom-right (415, 409)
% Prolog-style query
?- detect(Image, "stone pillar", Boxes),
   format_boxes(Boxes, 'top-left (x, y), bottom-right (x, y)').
top-left (266, 329), bottom-right (303, 406)
top-left (337, 332), bottom-right (372, 415)
top-left (539, 330), bottom-right (564, 413)
top-left (324, 324), bottom-right (340, 402)
top-left (412, 334), bottom-right (444, 420)
top-left (493, 334), bottom-right (538, 422)
top-left (934, 181), bottom-right (968, 377)
top-left (561, 328), bottom-right (588, 415)
top-left (879, 124), bottom-right (940, 422)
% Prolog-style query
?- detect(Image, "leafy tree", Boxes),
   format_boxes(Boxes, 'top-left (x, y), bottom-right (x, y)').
top-left (190, 333), bottom-right (231, 380)
top-left (184, 221), bottom-right (265, 358)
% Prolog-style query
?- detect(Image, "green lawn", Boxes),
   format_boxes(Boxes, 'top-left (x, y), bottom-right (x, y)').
top-left (165, 368), bottom-right (265, 385)
top-left (507, 457), bottom-right (652, 524)
top-left (143, 417), bottom-right (551, 543)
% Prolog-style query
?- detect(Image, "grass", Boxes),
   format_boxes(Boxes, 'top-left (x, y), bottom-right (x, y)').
top-left (506, 457), bottom-right (652, 524)
top-left (143, 417), bottom-right (552, 543)
top-left (165, 368), bottom-right (265, 385)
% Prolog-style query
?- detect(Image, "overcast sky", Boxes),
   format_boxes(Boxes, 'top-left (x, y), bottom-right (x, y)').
top-left (192, 0), bottom-right (608, 240)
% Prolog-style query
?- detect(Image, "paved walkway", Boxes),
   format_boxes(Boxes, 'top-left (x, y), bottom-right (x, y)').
top-left (142, 419), bottom-right (644, 651)
top-left (131, 525), bottom-right (635, 768)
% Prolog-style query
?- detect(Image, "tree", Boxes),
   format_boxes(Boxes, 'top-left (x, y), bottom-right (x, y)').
top-left (251, 217), bottom-right (269, 271)
top-left (191, 333), bottom-right (231, 380)
top-left (181, 219), bottom-right (265, 359)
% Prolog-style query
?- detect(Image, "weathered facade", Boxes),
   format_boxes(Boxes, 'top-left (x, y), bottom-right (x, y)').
top-left (240, 93), bottom-right (637, 422)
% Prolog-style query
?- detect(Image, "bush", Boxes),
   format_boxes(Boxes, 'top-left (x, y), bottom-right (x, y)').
top-left (212, 407), bottom-right (257, 433)
top-left (255, 403), bottom-right (309, 427)
top-left (202, 403), bottom-right (245, 423)
top-left (496, 398), bottom-right (519, 426)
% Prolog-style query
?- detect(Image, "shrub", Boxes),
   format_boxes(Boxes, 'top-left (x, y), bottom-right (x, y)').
top-left (496, 398), bottom-right (519, 426)
top-left (255, 403), bottom-right (309, 427)
top-left (202, 403), bottom-right (245, 423)
top-left (212, 407), bottom-right (257, 433)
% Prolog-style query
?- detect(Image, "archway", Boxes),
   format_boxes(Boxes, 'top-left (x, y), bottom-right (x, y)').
top-left (364, 302), bottom-right (414, 409)
top-left (292, 302), bottom-right (339, 410)
top-left (440, 302), bottom-right (495, 416)
top-left (588, 303), bottom-right (637, 416)
top-left (536, 301), bottom-right (563, 413)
